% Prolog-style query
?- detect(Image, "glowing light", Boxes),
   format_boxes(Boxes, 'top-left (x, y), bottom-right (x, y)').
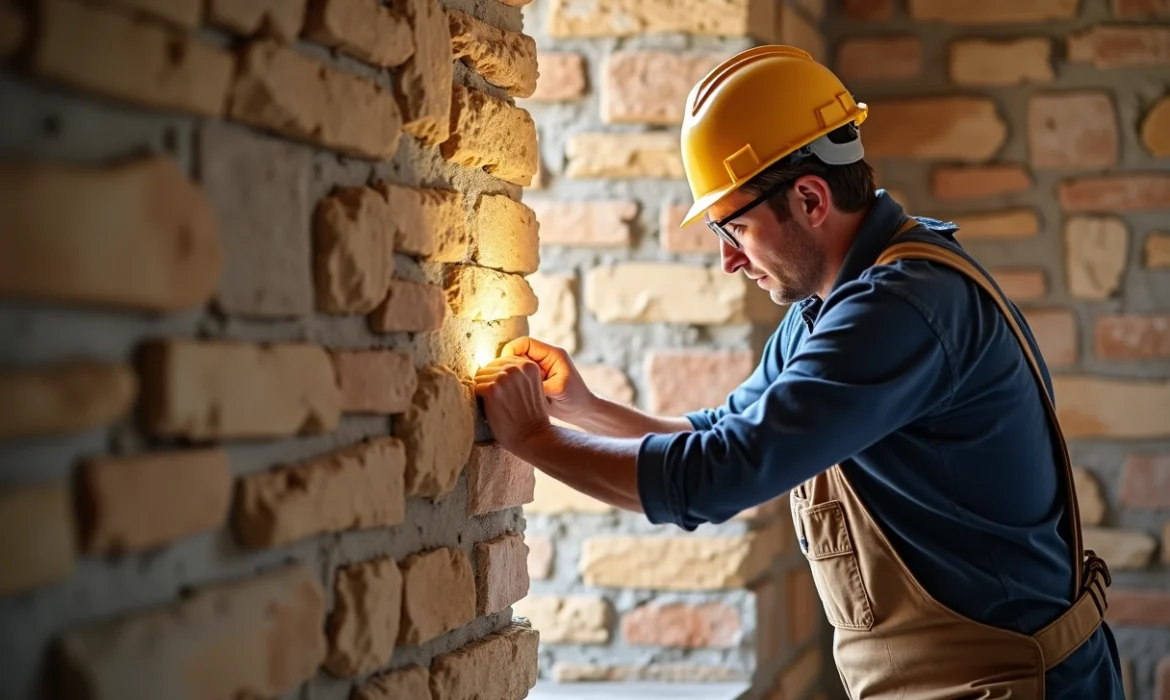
top-left (474, 343), bottom-right (497, 370)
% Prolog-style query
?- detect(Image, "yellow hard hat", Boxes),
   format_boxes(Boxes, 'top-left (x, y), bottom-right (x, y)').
top-left (679, 45), bottom-right (869, 227)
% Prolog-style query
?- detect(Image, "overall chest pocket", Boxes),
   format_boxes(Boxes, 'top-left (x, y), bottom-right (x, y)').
top-left (791, 498), bottom-right (874, 631)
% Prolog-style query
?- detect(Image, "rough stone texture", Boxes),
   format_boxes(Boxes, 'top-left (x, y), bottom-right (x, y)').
top-left (1053, 376), bottom-right (1170, 438)
top-left (476, 532), bottom-right (529, 615)
top-left (313, 186), bottom-right (394, 315)
top-left (602, 50), bottom-right (725, 124)
top-left (1028, 92), bottom-right (1118, 169)
top-left (546, 0), bottom-right (772, 39)
top-left (836, 36), bottom-right (921, 81)
top-left (332, 349), bottom-right (417, 414)
top-left (526, 536), bottom-right (554, 580)
top-left (1059, 174), bottom-right (1170, 212)
top-left (467, 444), bottom-right (535, 515)
top-left (1073, 467), bottom-right (1106, 525)
top-left (1121, 454), bottom-right (1170, 508)
top-left (527, 199), bottom-right (637, 247)
top-left (207, 0), bottom-right (306, 40)
top-left (513, 595), bottom-right (611, 643)
top-left (526, 271), bottom-right (578, 354)
top-left (445, 265), bottom-right (539, 322)
top-left (399, 366), bottom-right (475, 499)
top-left (393, 0), bottom-right (452, 147)
top-left (660, 201), bottom-right (720, 253)
top-left (528, 469), bottom-right (614, 514)
top-left (1082, 526), bottom-right (1156, 570)
top-left (449, 9), bottom-right (537, 98)
top-left (304, 0), bottom-right (412, 68)
top-left (566, 132), bottom-right (685, 178)
top-left (585, 263), bottom-right (746, 324)
top-left (81, 449), bottom-right (231, 554)
top-left (861, 97), bottom-right (1007, 161)
top-left (0, 361), bottom-right (136, 440)
top-left (553, 663), bottom-right (746, 683)
top-left (579, 533), bottom-right (776, 590)
top-left (1106, 589), bottom-right (1170, 626)
top-left (578, 364), bottom-right (636, 404)
top-left (443, 85), bottom-right (538, 187)
top-left (399, 547), bottom-right (476, 645)
top-left (1095, 315), bottom-right (1170, 360)
top-left (354, 665), bottom-right (431, 700)
top-left (908, 0), bottom-right (1078, 23)
top-left (374, 183), bottom-right (467, 261)
top-left (369, 279), bottom-right (449, 333)
top-left (993, 269), bottom-right (1047, 301)
top-left (1023, 309), bottom-right (1077, 368)
top-left (645, 349), bottom-right (755, 414)
top-left (1064, 216), bottom-right (1128, 300)
top-left (429, 623), bottom-right (539, 699)
top-left (527, 52), bottom-right (587, 101)
top-left (622, 602), bottom-right (740, 648)
top-left (1148, 233), bottom-right (1170, 268)
top-left (1067, 25), bottom-right (1170, 68)
top-left (234, 437), bottom-right (406, 548)
top-left (325, 556), bottom-right (403, 677)
top-left (931, 164), bottom-right (1033, 201)
top-left (1142, 96), bottom-right (1170, 156)
top-left (473, 194), bottom-right (540, 274)
top-left (0, 483), bottom-right (76, 596)
top-left (948, 37), bottom-right (1055, 86)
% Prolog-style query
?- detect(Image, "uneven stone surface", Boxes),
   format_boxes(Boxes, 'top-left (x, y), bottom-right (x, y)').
top-left (326, 556), bottom-right (403, 677)
top-left (1149, 233), bottom-right (1170, 268)
top-left (332, 350), bottom-right (417, 414)
top-left (836, 36), bottom-right (921, 81)
top-left (949, 37), bottom-right (1055, 86)
top-left (861, 97), bottom-right (1007, 161)
top-left (472, 194), bottom-right (539, 274)
top-left (1121, 454), bottom-right (1170, 508)
top-left (369, 279), bottom-right (449, 333)
top-left (1095, 315), bottom-right (1170, 360)
top-left (429, 623), bottom-right (539, 698)
top-left (476, 532), bottom-right (529, 615)
top-left (374, 183), bottom-right (467, 261)
top-left (1064, 216), bottom-right (1128, 300)
top-left (566, 133), bottom-right (685, 178)
top-left (932, 164), bottom-right (1033, 201)
top-left (0, 361), bottom-right (136, 440)
top-left (1083, 526), bottom-right (1157, 570)
top-left (547, 0), bottom-right (770, 38)
top-left (313, 186), bottom-right (394, 314)
top-left (527, 536), bottom-right (554, 580)
top-left (1059, 174), bottom-right (1170, 212)
top-left (528, 52), bottom-right (587, 101)
top-left (1053, 376), bottom-right (1170, 438)
top-left (449, 9), bottom-right (537, 98)
top-left (393, 0), bottom-right (453, 146)
top-left (1028, 92), bottom-right (1118, 169)
top-left (580, 533), bottom-right (776, 590)
top-left (445, 265), bottom-right (539, 321)
top-left (660, 201), bottom-right (719, 253)
top-left (993, 269), bottom-right (1047, 301)
top-left (528, 469), bottom-right (615, 514)
top-left (1141, 96), bottom-right (1170, 156)
top-left (1073, 467), bottom-right (1106, 525)
top-left (513, 595), bottom-right (612, 643)
top-left (467, 444), bottom-right (535, 515)
top-left (0, 483), bottom-right (76, 596)
top-left (622, 602), bottom-right (740, 648)
top-left (1067, 25), bottom-right (1170, 68)
top-left (527, 199), bottom-right (637, 247)
top-left (304, 0), bottom-right (412, 68)
top-left (399, 547), bottom-right (476, 645)
top-left (399, 366), bottom-right (474, 499)
top-left (443, 85), bottom-right (538, 186)
top-left (908, 0), bottom-right (1078, 23)
top-left (207, 0), bottom-right (306, 40)
top-left (354, 665), bottom-right (430, 700)
top-left (585, 263), bottom-right (746, 324)
top-left (526, 271), bottom-right (578, 354)
top-left (645, 349), bottom-right (755, 414)
top-left (602, 50), bottom-right (725, 124)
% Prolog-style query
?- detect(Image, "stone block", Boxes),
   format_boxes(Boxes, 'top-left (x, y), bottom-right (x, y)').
top-left (1059, 174), bottom-right (1170, 212)
top-left (393, 0), bottom-right (452, 147)
top-left (354, 665), bottom-right (430, 700)
top-left (580, 532), bottom-right (777, 590)
top-left (841, 0), bottom-right (892, 20)
top-left (0, 483), bottom-right (76, 596)
top-left (525, 271), bottom-right (578, 354)
top-left (908, 0), bottom-right (1077, 23)
top-left (445, 265), bottom-right (538, 322)
top-left (476, 532), bottom-right (529, 615)
top-left (472, 194), bottom-right (539, 275)
top-left (442, 85), bottom-right (538, 187)
top-left (0, 361), bottom-right (136, 440)
top-left (1121, 454), bottom-right (1170, 508)
top-left (326, 556), bottom-right (403, 677)
top-left (1083, 527), bottom-right (1156, 571)
top-left (547, 0), bottom-right (773, 39)
top-left (585, 263), bottom-right (747, 325)
top-left (304, 0), bottom-right (412, 67)
top-left (399, 366), bottom-right (475, 499)
top-left (332, 350), bottom-right (417, 414)
top-left (950, 209), bottom-right (1040, 239)
top-left (931, 164), bottom-right (1033, 201)
top-left (948, 37), bottom-right (1054, 86)
top-left (1068, 25), bottom-right (1170, 69)
top-left (566, 132), bottom-right (685, 179)
top-left (449, 9), bottom-right (537, 98)
top-left (1065, 216), bottom-right (1128, 300)
top-left (1023, 309), bottom-right (1077, 368)
top-left (1073, 467), bottom-right (1106, 525)
top-left (528, 199), bottom-right (637, 248)
top-left (429, 623), bottom-right (539, 698)
top-left (622, 602), bottom-right (739, 648)
top-left (1095, 315), bottom-right (1170, 360)
top-left (1028, 92), bottom-right (1118, 169)
top-left (1142, 96), bottom-right (1170, 157)
top-left (313, 186), bottom-right (394, 315)
top-left (837, 36), bottom-right (921, 81)
top-left (645, 349), bottom-right (755, 414)
top-left (526, 536), bottom-right (554, 580)
top-left (1053, 376), bottom-right (1170, 439)
top-left (399, 547), bottom-right (476, 645)
top-left (660, 201), bottom-right (719, 253)
top-left (992, 269), bottom-right (1047, 301)
top-left (467, 444), bottom-right (535, 516)
top-left (528, 52), bottom-right (586, 101)
top-left (527, 469), bottom-right (614, 514)
top-left (1149, 233), bottom-right (1170, 268)
top-left (578, 364), bottom-right (636, 404)
top-left (861, 97), bottom-right (1007, 161)
top-left (602, 50), bottom-right (725, 124)
top-left (369, 279), bottom-right (449, 333)
top-left (374, 183), bottom-right (467, 261)
top-left (207, 0), bottom-right (305, 40)
top-left (513, 595), bottom-right (611, 643)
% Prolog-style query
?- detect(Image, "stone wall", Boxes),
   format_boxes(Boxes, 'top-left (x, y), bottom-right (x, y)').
top-left (0, 1), bottom-right (543, 698)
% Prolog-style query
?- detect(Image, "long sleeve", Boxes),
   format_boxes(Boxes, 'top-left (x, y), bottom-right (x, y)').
top-left (683, 315), bottom-right (791, 430)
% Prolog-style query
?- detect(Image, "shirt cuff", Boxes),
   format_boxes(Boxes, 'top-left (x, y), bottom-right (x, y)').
top-left (636, 433), bottom-right (688, 529)
top-left (684, 410), bottom-right (712, 431)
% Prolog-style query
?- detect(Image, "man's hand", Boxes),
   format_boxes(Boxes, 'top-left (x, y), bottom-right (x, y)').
top-left (500, 337), bottom-right (595, 422)
top-left (474, 355), bottom-right (553, 456)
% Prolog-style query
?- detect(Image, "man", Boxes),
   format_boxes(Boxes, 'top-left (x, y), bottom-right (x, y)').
top-left (475, 45), bottom-right (1125, 699)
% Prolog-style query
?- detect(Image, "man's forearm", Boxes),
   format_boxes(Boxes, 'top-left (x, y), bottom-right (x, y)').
top-left (567, 395), bottom-right (693, 438)
top-left (518, 424), bottom-right (646, 512)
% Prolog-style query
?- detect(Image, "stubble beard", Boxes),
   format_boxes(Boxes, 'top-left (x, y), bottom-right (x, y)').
top-left (768, 220), bottom-right (825, 305)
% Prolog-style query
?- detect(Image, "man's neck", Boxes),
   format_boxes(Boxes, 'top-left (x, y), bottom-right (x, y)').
top-left (816, 206), bottom-right (871, 299)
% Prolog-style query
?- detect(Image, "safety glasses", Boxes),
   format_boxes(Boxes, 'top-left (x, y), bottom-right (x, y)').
top-left (705, 176), bottom-right (794, 249)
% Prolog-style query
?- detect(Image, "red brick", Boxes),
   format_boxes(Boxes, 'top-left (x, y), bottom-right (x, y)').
top-left (1121, 454), bottom-right (1170, 508)
top-left (399, 546), bottom-right (476, 645)
top-left (369, 279), bottom-right (448, 333)
top-left (602, 50), bottom-right (725, 124)
top-left (393, 0), bottom-right (451, 146)
top-left (1114, 0), bottom-right (1170, 17)
top-left (445, 265), bottom-right (538, 322)
top-left (313, 186), bottom-right (393, 314)
top-left (787, 566), bottom-right (818, 646)
top-left (207, 0), bottom-right (305, 40)
top-left (1106, 589), bottom-right (1170, 626)
top-left (836, 36), bottom-right (921, 81)
top-left (429, 623), bottom-right (539, 699)
top-left (909, 0), bottom-right (1078, 23)
top-left (332, 350), bottom-right (417, 414)
top-left (354, 665), bottom-right (430, 700)
top-left (1060, 175), bottom-right (1170, 213)
top-left (527, 200), bottom-right (637, 247)
top-left (304, 0), bottom-right (411, 68)
top-left (0, 483), bottom-right (76, 596)
top-left (1024, 309), bottom-right (1078, 368)
top-left (660, 201), bottom-right (719, 254)
top-left (449, 9), bottom-right (537, 98)
top-left (948, 37), bottom-right (1054, 86)
top-left (646, 349), bottom-right (755, 414)
top-left (326, 556), bottom-right (402, 677)
top-left (0, 361), bottom-right (135, 441)
top-left (526, 535), bottom-right (554, 580)
top-left (1096, 315), bottom-right (1170, 360)
top-left (467, 444), bottom-right (535, 516)
top-left (841, 0), bottom-right (892, 20)
top-left (472, 194), bottom-right (539, 275)
top-left (932, 164), bottom-right (1033, 201)
top-left (1142, 96), bottom-right (1170, 157)
top-left (476, 532), bottom-right (529, 615)
top-left (528, 52), bottom-right (586, 101)
top-left (399, 366), bottom-right (475, 499)
top-left (1028, 92), bottom-right (1118, 169)
top-left (622, 602), bottom-right (740, 648)
top-left (1068, 25), bottom-right (1170, 68)
top-left (862, 97), bottom-right (1007, 161)
top-left (991, 268), bottom-right (1047, 301)
top-left (442, 85), bottom-right (538, 187)
top-left (1147, 233), bottom-right (1170, 268)
top-left (373, 183), bottom-right (468, 261)
top-left (950, 209), bottom-right (1040, 239)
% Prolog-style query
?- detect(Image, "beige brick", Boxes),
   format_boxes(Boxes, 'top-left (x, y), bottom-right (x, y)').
top-left (304, 0), bottom-right (411, 68)
top-left (948, 37), bottom-right (1054, 86)
top-left (399, 547), bottom-right (476, 645)
top-left (1121, 454), bottom-right (1170, 508)
top-left (0, 157), bottom-right (219, 312)
top-left (476, 532), bottom-right (529, 615)
top-left (908, 0), bottom-right (1077, 23)
top-left (326, 556), bottom-right (402, 677)
top-left (472, 195), bottom-right (539, 275)
top-left (528, 52), bottom-right (586, 101)
top-left (430, 622), bottom-right (539, 699)
top-left (1068, 25), bottom-right (1170, 69)
top-left (370, 279), bottom-right (448, 333)
top-left (566, 132), bottom-right (685, 179)
top-left (207, 0), bottom-right (305, 40)
top-left (0, 0), bottom-right (25, 58)
top-left (332, 350), bottom-right (417, 414)
top-left (932, 164), bottom-right (1033, 201)
top-left (445, 265), bottom-right (538, 322)
top-left (526, 536), bottom-right (554, 579)
top-left (602, 50), bottom-right (724, 124)
top-left (1083, 527), bottom-right (1156, 571)
top-left (780, 4), bottom-right (825, 63)
top-left (449, 9), bottom-right (537, 98)
top-left (313, 186), bottom-right (395, 314)
top-left (991, 269), bottom-right (1047, 301)
top-left (622, 602), bottom-right (739, 648)
top-left (837, 36), bottom-right (921, 81)
top-left (60, 565), bottom-right (325, 700)
top-left (1149, 233), bottom-right (1170, 268)
top-left (0, 362), bottom-right (135, 440)
top-left (1096, 315), bottom-right (1170, 360)
top-left (32, 0), bottom-right (232, 115)
top-left (399, 366), bottom-right (475, 499)
top-left (1053, 376), bottom-right (1170, 439)
top-left (580, 532), bottom-right (776, 590)
top-left (528, 199), bottom-right (636, 248)
top-left (229, 39), bottom-right (401, 159)
top-left (1114, 0), bottom-right (1170, 17)
top-left (98, 0), bottom-right (201, 27)
top-left (355, 665), bottom-right (430, 700)
top-left (1065, 216), bottom-right (1128, 300)
top-left (950, 209), bottom-right (1039, 239)
top-left (374, 183), bottom-right (468, 261)
top-left (862, 97), bottom-right (1007, 161)
top-left (141, 339), bottom-right (341, 439)
top-left (467, 444), bottom-right (535, 516)
top-left (1073, 467), bottom-right (1106, 525)
top-left (554, 663), bottom-right (745, 683)
top-left (1141, 96), bottom-right (1170, 157)
top-left (0, 483), bottom-right (76, 596)
top-left (1060, 174), bottom-right (1170, 213)
top-left (660, 201), bottom-right (719, 253)
top-left (393, 0), bottom-right (451, 147)
top-left (548, 0), bottom-right (772, 38)
top-left (578, 364), bottom-right (635, 404)
top-left (513, 595), bottom-right (611, 643)
top-left (646, 349), bottom-right (755, 414)
top-left (234, 437), bottom-right (405, 548)
top-left (528, 469), bottom-right (614, 514)
top-left (526, 271), bottom-right (578, 354)
top-left (82, 449), bottom-right (231, 554)
top-left (1028, 92), bottom-right (1118, 169)
top-left (586, 263), bottom-right (747, 325)
top-left (781, 647), bottom-right (822, 699)
top-left (443, 85), bottom-right (538, 187)
top-left (1023, 309), bottom-right (1077, 368)
top-left (841, 0), bottom-right (891, 20)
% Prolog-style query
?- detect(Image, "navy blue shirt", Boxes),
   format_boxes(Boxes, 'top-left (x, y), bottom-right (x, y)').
top-left (637, 191), bottom-right (1124, 698)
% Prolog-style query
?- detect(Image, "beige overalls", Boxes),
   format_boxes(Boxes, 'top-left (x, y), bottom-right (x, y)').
top-left (790, 221), bottom-right (1113, 699)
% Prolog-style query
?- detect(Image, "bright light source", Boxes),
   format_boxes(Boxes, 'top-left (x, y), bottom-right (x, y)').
top-left (473, 342), bottom-right (498, 373)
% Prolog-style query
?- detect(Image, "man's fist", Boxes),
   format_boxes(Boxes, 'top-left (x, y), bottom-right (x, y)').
top-left (473, 356), bottom-right (552, 456)
top-left (499, 337), bottom-right (595, 422)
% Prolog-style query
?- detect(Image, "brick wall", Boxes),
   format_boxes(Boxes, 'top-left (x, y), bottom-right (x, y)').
top-left (0, 1), bottom-right (542, 698)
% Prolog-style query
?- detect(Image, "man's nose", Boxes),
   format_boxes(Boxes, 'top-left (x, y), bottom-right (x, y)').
top-left (721, 238), bottom-right (746, 274)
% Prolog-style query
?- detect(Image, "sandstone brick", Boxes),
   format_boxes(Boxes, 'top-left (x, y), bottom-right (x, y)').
top-left (369, 279), bottom-right (449, 333)
top-left (566, 132), bottom-right (685, 179)
top-left (781, 647), bottom-right (822, 699)
top-left (200, 122), bottom-right (315, 317)
top-left (0, 157), bottom-right (219, 312)
top-left (476, 532), bottom-right (529, 615)
top-left (1028, 92), bottom-right (1118, 169)
top-left (142, 339), bottom-right (341, 439)
top-left (81, 449), bottom-right (231, 554)
top-left (355, 665), bottom-right (430, 700)
top-left (602, 50), bottom-right (724, 124)
top-left (578, 364), bottom-right (636, 404)
top-left (622, 602), bottom-right (739, 648)
top-left (393, 0), bottom-right (452, 147)
top-left (0, 361), bottom-right (135, 441)
top-left (467, 444), bottom-right (535, 515)
top-left (98, 0), bottom-right (202, 27)
top-left (1023, 309), bottom-right (1077, 368)
top-left (513, 595), bottom-right (612, 643)
top-left (449, 9), bottom-right (537, 98)
top-left (443, 85), bottom-right (538, 186)
top-left (528, 468), bottom-right (614, 514)
top-left (374, 183), bottom-right (468, 261)
top-left (1060, 174), bottom-right (1170, 213)
top-left (1121, 454), bottom-right (1170, 508)
top-left (908, 0), bottom-right (1077, 23)
top-left (429, 622), bottom-right (539, 698)
top-left (399, 547), bottom-right (476, 645)
top-left (863, 97), bottom-right (1006, 161)
top-left (1114, 0), bottom-right (1170, 17)
top-left (547, 0), bottom-right (772, 38)
top-left (527, 199), bottom-right (636, 248)
top-left (553, 663), bottom-right (746, 683)
top-left (787, 565), bottom-right (818, 646)
top-left (948, 37), bottom-right (1054, 86)
top-left (780, 4), bottom-right (825, 63)
top-left (472, 195), bottom-right (539, 274)
top-left (312, 186), bottom-right (393, 314)
top-left (526, 271), bottom-right (578, 354)
top-left (1096, 315), bottom-right (1170, 360)
top-left (324, 556), bottom-right (402, 677)
top-left (1142, 96), bottom-right (1170, 157)
top-left (660, 201), bottom-right (719, 253)
top-left (585, 263), bottom-right (747, 325)
top-left (1083, 526), bottom-right (1156, 571)
top-left (304, 0), bottom-right (411, 68)
top-left (229, 39), bottom-right (401, 159)
top-left (399, 366), bottom-right (474, 499)
top-left (1105, 589), bottom-right (1170, 626)
top-left (841, 0), bottom-right (892, 20)
top-left (580, 532), bottom-right (776, 590)
top-left (0, 483), bottom-right (76, 596)
top-left (837, 36), bottom-right (921, 81)
top-left (646, 349), bottom-right (755, 414)
top-left (526, 536), bottom-right (554, 580)
top-left (992, 269), bottom-right (1047, 301)
top-left (528, 52), bottom-right (586, 101)
top-left (1064, 216), bottom-right (1128, 300)
top-left (0, 0), bottom-right (25, 58)
top-left (932, 164), bottom-right (1033, 201)
top-left (1068, 25), bottom-right (1170, 69)
top-left (1149, 233), bottom-right (1170, 268)
top-left (33, 0), bottom-right (232, 115)
top-left (207, 0), bottom-right (305, 40)
top-left (1053, 376), bottom-right (1170, 439)
top-left (332, 350), bottom-right (417, 414)
top-left (59, 565), bottom-right (325, 699)
top-left (1073, 467), bottom-right (1106, 525)
top-left (445, 265), bottom-right (538, 322)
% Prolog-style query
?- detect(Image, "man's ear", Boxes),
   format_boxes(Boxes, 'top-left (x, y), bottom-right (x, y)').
top-left (793, 176), bottom-right (831, 227)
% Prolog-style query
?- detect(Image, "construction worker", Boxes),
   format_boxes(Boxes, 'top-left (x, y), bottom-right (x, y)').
top-left (474, 45), bottom-right (1125, 699)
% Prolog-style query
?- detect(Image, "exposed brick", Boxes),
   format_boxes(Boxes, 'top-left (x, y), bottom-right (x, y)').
top-left (325, 555), bottom-right (402, 677)
top-left (1073, 467), bottom-right (1106, 525)
top-left (98, 0), bottom-right (202, 27)
top-left (32, 0), bottom-right (232, 115)
top-left (645, 349), bottom-right (754, 415)
top-left (1114, 0), bottom-right (1170, 17)
top-left (399, 546), bottom-right (476, 645)
top-left (442, 85), bottom-right (538, 186)
top-left (526, 271), bottom-right (578, 354)
top-left (1142, 96), bottom-right (1170, 157)
top-left (467, 444), bottom-right (535, 515)
top-left (312, 186), bottom-right (393, 314)
top-left (59, 565), bottom-right (325, 699)
top-left (1053, 376), bottom-right (1170, 439)
top-left (1028, 92), bottom-right (1118, 169)
top-left (841, 0), bottom-right (892, 20)
top-left (0, 483), bottom-right (76, 596)
top-left (228, 39), bottom-right (401, 159)
top-left (526, 536), bottom-right (554, 580)
top-left (1149, 233), bottom-right (1170, 268)
top-left (547, 0), bottom-right (772, 38)
top-left (449, 9), bottom-right (537, 98)
top-left (1121, 454), bottom-right (1170, 508)
top-left (795, 0), bottom-right (826, 18)
top-left (1068, 25), bottom-right (1170, 69)
top-left (1023, 309), bottom-right (1077, 368)
top-left (950, 210), bottom-right (1041, 240)
top-left (948, 37), bottom-right (1054, 86)
top-left (332, 350), bottom-right (417, 414)
top-left (528, 469), bottom-right (614, 514)
top-left (837, 36), bottom-right (921, 81)
top-left (553, 663), bottom-right (745, 683)
top-left (476, 532), bottom-right (529, 615)
top-left (304, 0), bottom-right (411, 68)
top-left (1096, 315), bottom-right (1170, 360)
top-left (399, 366), bottom-right (475, 499)
top-left (234, 437), bottom-right (405, 548)
top-left (660, 201), bottom-right (719, 253)
top-left (1083, 526), bottom-right (1156, 570)
top-left (354, 665), bottom-right (430, 700)
top-left (580, 532), bottom-right (776, 590)
top-left (992, 269), bottom-right (1047, 301)
top-left (602, 50), bottom-right (724, 124)
top-left (585, 263), bottom-right (748, 325)
top-left (578, 364), bottom-right (636, 404)
top-left (374, 183), bottom-right (468, 261)
top-left (81, 449), bottom-right (231, 554)
top-left (622, 602), bottom-right (739, 648)
top-left (528, 52), bottom-right (586, 101)
top-left (1064, 216), bottom-right (1128, 300)
top-left (0, 0), bottom-right (25, 58)
top-left (566, 132), bottom-right (685, 179)
top-left (369, 279), bottom-right (449, 333)
top-left (780, 647), bottom-right (822, 699)
top-left (0, 361), bottom-right (135, 440)
top-left (142, 339), bottom-right (341, 439)
top-left (780, 4), bottom-right (826, 63)
top-left (753, 578), bottom-right (782, 663)
top-left (528, 199), bottom-right (636, 248)
top-left (393, 0), bottom-right (452, 147)
top-left (787, 565), bottom-right (817, 646)
top-left (445, 265), bottom-right (538, 322)
top-left (207, 0), bottom-right (305, 40)
top-left (862, 97), bottom-right (1007, 161)
top-left (1105, 589), bottom-right (1170, 626)
top-left (1060, 175), bottom-right (1170, 213)
top-left (472, 195), bottom-right (539, 274)
top-left (908, 0), bottom-right (1077, 23)
top-left (513, 595), bottom-right (612, 643)
top-left (932, 164), bottom-right (1033, 201)
top-left (429, 622), bottom-right (539, 699)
